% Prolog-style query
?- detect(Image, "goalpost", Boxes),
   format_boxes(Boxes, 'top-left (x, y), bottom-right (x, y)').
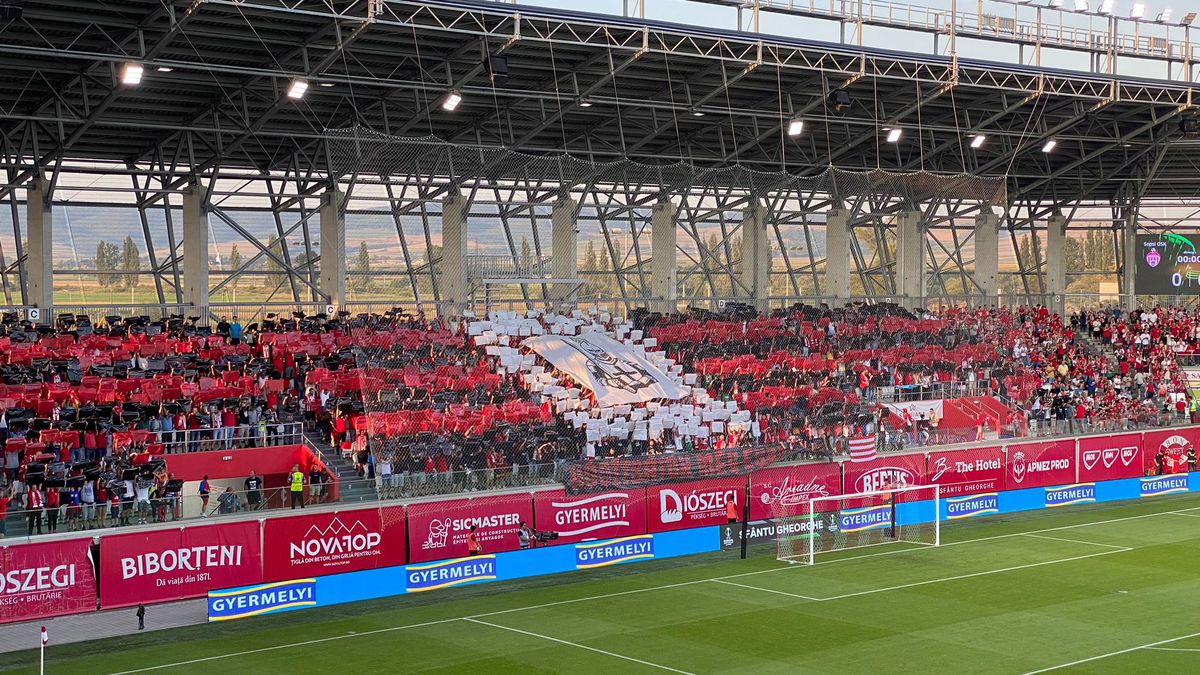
top-left (774, 484), bottom-right (941, 566)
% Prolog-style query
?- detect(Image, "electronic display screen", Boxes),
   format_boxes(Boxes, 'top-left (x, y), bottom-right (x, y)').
top-left (1135, 232), bottom-right (1200, 293)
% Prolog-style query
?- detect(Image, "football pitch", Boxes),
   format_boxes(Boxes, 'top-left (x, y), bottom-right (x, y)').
top-left (7, 493), bottom-right (1200, 674)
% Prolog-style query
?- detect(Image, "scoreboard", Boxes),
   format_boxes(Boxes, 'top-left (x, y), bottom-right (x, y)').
top-left (1135, 232), bottom-right (1200, 293)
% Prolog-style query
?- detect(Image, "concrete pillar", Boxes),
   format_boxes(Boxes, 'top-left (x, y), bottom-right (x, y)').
top-left (894, 210), bottom-right (926, 309)
top-left (550, 197), bottom-right (578, 308)
top-left (25, 181), bottom-right (52, 316)
top-left (319, 187), bottom-right (345, 308)
top-left (824, 208), bottom-right (850, 303)
top-left (739, 200), bottom-right (771, 312)
top-left (650, 200), bottom-right (678, 313)
top-left (440, 191), bottom-right (469, 317)
top-left (1046, 211), bottom-right (1067, 319)
top-left (1122, 213), bottom-right (1137, 311)
top-left (182, 184), bottom-right (208, 310)
top-left (974, 206), bottom-right (1000, 306)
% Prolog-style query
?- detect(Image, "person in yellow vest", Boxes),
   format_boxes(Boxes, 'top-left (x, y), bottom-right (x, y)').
top-left (289, 464), bottom-right (306, 509)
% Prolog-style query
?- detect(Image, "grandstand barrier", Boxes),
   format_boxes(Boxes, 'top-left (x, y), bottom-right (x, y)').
top-left (2, 425), bottom-right (1198, 625)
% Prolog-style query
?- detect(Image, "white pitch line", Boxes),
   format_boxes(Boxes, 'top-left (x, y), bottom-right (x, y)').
top-left (109, 500), bottom-right (1200, 673)
top-left (815, 549), bottom-right (1127, 602)
top-left (1145, 647), bottom-right (1200, 652)
top-left (710, 579), bottom-right (822, 601)
top-left (464, 618), bottom-right (694, 674)
top-left (1019, 533), bottom-right (1132, 550)
top-left (1022, 631), bottom-right (1200, 673)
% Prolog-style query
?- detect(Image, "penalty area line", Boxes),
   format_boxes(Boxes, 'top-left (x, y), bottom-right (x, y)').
top-left (1022, 630), bottom-right (1200, 674)
top-left (464, 618), bottom-right (695, 674)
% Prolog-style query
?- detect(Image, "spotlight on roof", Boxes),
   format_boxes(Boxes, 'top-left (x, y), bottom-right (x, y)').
top-left (120, 63), bottom-right (143, 86)
top-left (1130, 2), bottom-right (1146, 18)
top-left (1182, 11), bottom-right (1197, 24)
top-left (886, 127), bottom-right (902, 143)
top-left (1042, 138), bottom-right (1058, 153)
top-left (1099, 0), bottom-right (1115, 14)
top-left (970, 134), bottom-right (987, 149)
top-left (286, 79), bottom-right (308, 100)
top-left (441, 89), bottom-right (463, 112)
top-left (578, 98), bottom-right (593, 108)
top-left (319, 82), bottom-right (335, 88)
top-left (1073, 0), bottom-right (1088, 11)
top-left (1050, 0), bottom-right (1064, 7)
top-left (156, 66), bottom-right (173, 73)
top-left (1158, 8), bottom-right (1173, 22)
top-left (691, 109), bottom-right (705, 117)
top-left (786, 118), bottom-right (805, 137)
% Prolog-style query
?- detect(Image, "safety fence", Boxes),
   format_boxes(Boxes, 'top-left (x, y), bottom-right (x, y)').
top-left (2, 424), bottom-right (1196, 625)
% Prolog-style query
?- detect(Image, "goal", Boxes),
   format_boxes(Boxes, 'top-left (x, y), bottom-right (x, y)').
top-left (774, 484), bottom-right (940, 565)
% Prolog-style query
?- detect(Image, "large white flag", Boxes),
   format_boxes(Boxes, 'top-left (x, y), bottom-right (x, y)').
top-left (523, 332), bottom-right (686, 407)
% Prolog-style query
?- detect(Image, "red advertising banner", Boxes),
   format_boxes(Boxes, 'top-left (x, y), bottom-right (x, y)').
top-left (1005, 439), bottom-right (1077, 489)
top-left (647, 477), bottom-right (744, 533)
top-left (1077, 433), bottom-right (1142, 483)
top-left (1142, 427), bottom-right (1200, 475)
top-left (406, 493), bottom-right (533, 563)
top-left (1, 539), bottom-right (97, 624)
top-left (261, 506), bottom-right (407, 583)
top-left (99, 521), bottom-right (262, 608)
top-left (842, 453), bottom-right (927, 494)
top-left (533, 489), bottom-right (648, 544)
top-left (749, 464), bottom-right (842, 520)
top-left (927, 446), bottom-right (1005, 497)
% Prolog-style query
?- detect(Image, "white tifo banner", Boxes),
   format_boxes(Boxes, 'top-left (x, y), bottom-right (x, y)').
top-left (884, 400), bottom-right (945, 421)
top-left (523, 332), bottom-right (686, 407)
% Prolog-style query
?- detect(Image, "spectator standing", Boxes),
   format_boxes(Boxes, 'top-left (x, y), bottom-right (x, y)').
top-left (198, 475), bottom-right (211, 516)
top-left (244, 471), bottom-right (262, 509)
top-left (44, 487), bottom-right (60, 533)
top-left (289, 464), bottom-right (306, 509)
top-left (216, 487), bottom-right (240, 515)
top-left (0, 487), bottom-right (9, 539)
top-left (26, 486), bottom-right (44, 535)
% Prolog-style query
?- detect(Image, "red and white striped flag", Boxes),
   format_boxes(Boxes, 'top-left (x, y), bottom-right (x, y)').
top-left (40, 626), bottom-right (48, 645)
top-left (847, 436), bottom-right (878, 463)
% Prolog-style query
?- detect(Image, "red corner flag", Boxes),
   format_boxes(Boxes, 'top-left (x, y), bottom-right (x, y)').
top-left (40, 626), bottom-right (48, 645)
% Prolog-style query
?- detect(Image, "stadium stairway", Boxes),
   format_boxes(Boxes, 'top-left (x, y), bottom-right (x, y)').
top-left (303, 431), bottom-right (379, 504)
top-left (1078, 332), bottom-right (1121, 374)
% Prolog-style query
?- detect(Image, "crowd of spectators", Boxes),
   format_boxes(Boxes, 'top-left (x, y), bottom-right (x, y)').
top-left (3, 301), bottom-right (1195, 535)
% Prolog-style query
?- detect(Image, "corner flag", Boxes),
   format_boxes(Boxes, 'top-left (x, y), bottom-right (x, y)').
top-left (41, 626), bottom-right (48, 645)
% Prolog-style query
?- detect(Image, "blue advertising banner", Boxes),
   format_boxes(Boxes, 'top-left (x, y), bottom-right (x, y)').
top-left (405, 556), bottom-right (497, 592)
top-left (207, 579), bottom-right (316, 621)
top-left (575, 535), bottom-right (654, 569)
top-left (945, 493), bottom-right (999, 520)
top-left (1044, 483), bottom-right (1096, 508)
top-left (838, 505), bottom-right (892, 533)
top-left (1140, 474), bottom-right (1189, 497)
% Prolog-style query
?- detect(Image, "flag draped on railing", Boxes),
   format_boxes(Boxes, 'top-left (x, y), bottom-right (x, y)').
top-left (562, 443), bottom-right (797, 494)
top-left (848, 436), bottom-right (879, 463)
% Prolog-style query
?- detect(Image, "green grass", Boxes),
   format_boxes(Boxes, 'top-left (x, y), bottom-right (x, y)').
top-left (7, 494), bottom-right (1200, 674)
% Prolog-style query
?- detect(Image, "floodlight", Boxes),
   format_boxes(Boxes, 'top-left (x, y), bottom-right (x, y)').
top-left (1074, 0), bottom-right (1089, 12)
top-left (1042, 138), bottom-right (1058, 153)
top-left (441, 89), bottom-right (462, 111)
top-left (886, 128), bottom-right (902, 143)
top-left (1182, 11), bottom-right (1197, 24)
top-left (120, 63), bottom-right (143, 86)
top-left (1158, 8), bottom-right (1173, 22)
top-left (970, 134), bottom-right (987, 149)
top-left (156, 66), bottom-right (173, 73)
top-left (1099, 0), bottom-right (1115, 14)
top-left (1131, 3), bottom-right (1146, 18)
top-left (286, 79), bottom-right (308, 100)
top-left (787, 118), bottom-right (805, 137)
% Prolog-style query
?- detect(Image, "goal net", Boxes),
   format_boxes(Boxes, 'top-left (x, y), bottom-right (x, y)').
top-left (774, 484), bottom-right (940, 565)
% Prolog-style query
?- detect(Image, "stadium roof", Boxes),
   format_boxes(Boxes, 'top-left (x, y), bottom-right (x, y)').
top-left (0, 0), bottom-right (1196, 203)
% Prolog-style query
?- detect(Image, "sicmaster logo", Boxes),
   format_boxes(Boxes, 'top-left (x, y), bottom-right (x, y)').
top-left (945, 493), bottom-right (999, 520)
top-left (422, 518), bottom-right (450, 550)
top-left (575, 535), bottom-right (654, 569)
top-left (1044, 483), bottom-right (1095, 508)
top-left (1140, 474), bottom-right (1189, 497)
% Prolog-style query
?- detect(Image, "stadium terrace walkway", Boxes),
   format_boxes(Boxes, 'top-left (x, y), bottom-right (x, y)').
top-left (0, 599), bottom-right (207, 653)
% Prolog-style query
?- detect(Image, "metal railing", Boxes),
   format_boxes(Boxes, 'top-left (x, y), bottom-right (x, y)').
top-left (145, 422), bottom-right (305, 454)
